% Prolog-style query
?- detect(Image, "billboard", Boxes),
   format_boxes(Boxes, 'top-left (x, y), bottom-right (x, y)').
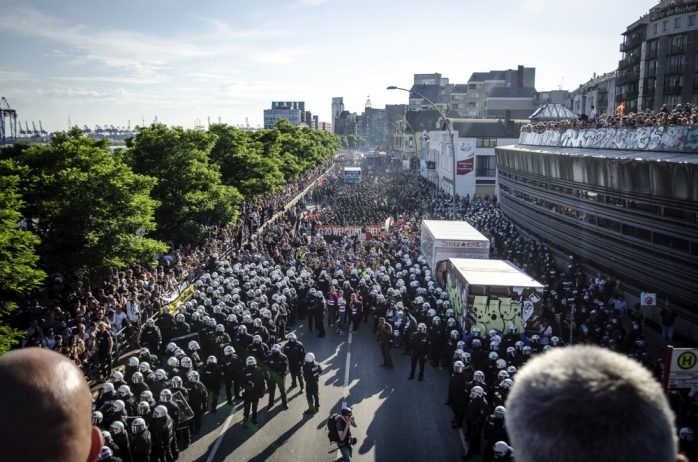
top-left (456, 138), bottom-right (476, 176)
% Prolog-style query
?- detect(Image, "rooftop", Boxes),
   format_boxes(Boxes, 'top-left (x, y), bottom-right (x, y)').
top-left (449, 258), bottom-right (544, 288)
top-left (498, 142), bottom-right (698, 164)
top-left (422, 220), bottom-right (489, 241)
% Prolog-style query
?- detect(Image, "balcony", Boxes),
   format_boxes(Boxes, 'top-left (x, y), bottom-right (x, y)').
top-left (643, 84), bottom-right (656, 97)
top-left (620, 34), bottom-right (644, 53)
top-left (625, 89), bottom-right (639, 99)
top-left (616, 70), bottom-right (640, 85)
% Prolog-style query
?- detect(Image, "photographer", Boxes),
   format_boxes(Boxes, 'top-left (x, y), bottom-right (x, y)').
top-left (336, 407), bottom-right (357, 461)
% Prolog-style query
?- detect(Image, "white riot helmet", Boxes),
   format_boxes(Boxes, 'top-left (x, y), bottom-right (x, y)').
top-left (132, 417), bottom-right (147, 435)
top-left (252, 335), bottom-right (262, 344)
top-left (155, 369), bottom-right (167, 381)
top-left (453, 360), bottom-right (465, 372)
top-left (494, 406), bottom-right (507, 418)
top-left (153, 405), bottom-right (168, 419)
top-left (118, 385), bottom-right (131, 397)
top-left (493, 441), bottom-right (511, 457)
top-left (187, 371), bottom-right (200, 382)
top-left (246, 356), bottom-right (257, 366)
top-left (180, 357), bottom-right (192, 369)
top-left (495, 358), bottom-right (507, 370)
top-left (188, 340), bottom-right (200, 351)
top-left (100, 447), bottom-right (114, 460)
top-left (417, 323), bottom-right (427, 333)
top-left (680, 427), bottom-right (695, 441)
top-left (474, 370), bottom-right (485, 382)
top-left (131, 371), bottom-right (144, 384)
top-left (137, 401), bottom-right (150, 416)
top-left (128, 357), bottom-right (139, 367)
top-left (207, 355), bottom-right (218, 364)
top-left (271, 344), bottom-right (281, 352)
top-left (470, 386), bottom-right (485, 398)
top-left (111, 371), bottom-right (124, 383)
top-left (305, 352), bottom-right (315, 363)
top-left (110, 421), bottom-right (125, 435)
top-left (497, 370), bottom-right (510, 381)
top-left (224, 345), bottom-right (235, 355)
top-left (500, 378), bottom-right (514, 390)
top-left (112, 400), bottom-right (125, 413)
top-left (160, 389), bottom-right (172, 402)
top-left (92, 411), bottom-right (103, 425)
top-left (287, 332), bottom-right (297, 342)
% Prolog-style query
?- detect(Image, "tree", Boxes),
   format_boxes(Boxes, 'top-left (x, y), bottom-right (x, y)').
top-left (124, 125), bottom-right (243, 245)
top-left (0, 160), bottom-right (45, 353)
top-left (5, 129), bottom-right (166, 283)
top-left (208, 124), bottom-right (285, 198)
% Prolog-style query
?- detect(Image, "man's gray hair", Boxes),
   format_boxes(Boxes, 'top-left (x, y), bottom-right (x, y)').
top-left (506, 345), bottom-right (677, 462)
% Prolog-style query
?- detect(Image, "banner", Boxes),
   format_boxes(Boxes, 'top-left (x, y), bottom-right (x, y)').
top-left (456, 138), bottom-right (475, 175)
top-left (163, 283), bottom-right (195, 314)
top-left (318, 225), bottom-right (382, 236)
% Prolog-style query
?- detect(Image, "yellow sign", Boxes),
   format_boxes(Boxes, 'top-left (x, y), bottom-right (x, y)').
top-left (678, 351), bottom-right (697, 370)
top-left (164, 284), bottom-right (195, 314)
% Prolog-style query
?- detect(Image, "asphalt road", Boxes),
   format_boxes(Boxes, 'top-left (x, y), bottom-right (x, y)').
top-left (180, 319), bottom-right (466, 462)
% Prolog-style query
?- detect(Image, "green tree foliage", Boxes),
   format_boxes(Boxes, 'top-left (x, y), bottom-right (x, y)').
top-left (0, 160), bottom-right (45, 353)
top-left (2, 129), bottom-right (166, 283)
top-left (124, 124), bottom-right (243, 245)
top-left (208, 124), bottom-right (285, 198)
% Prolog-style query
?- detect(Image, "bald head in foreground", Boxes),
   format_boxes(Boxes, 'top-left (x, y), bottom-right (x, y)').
top-left (0, 348), bottom-right (102, 462)
top-left (506, 345), bottom-right (687, 462)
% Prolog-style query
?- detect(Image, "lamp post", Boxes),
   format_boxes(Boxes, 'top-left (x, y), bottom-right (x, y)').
top-left (387, 85), bottom-right (457, 218)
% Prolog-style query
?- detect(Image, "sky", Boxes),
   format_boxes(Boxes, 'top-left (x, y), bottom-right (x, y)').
top-left (0, 0), bottom-right (659, 131)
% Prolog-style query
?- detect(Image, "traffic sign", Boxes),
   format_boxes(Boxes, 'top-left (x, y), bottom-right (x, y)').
top-left (667, 348), bottom-right (698, 389)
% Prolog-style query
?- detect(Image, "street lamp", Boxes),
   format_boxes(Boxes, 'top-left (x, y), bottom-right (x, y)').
top-left (387, 85), bottom-right (457, 218)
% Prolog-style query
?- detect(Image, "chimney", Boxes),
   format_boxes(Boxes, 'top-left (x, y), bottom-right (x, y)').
top-left (517, 65), bottom-right (524, 88)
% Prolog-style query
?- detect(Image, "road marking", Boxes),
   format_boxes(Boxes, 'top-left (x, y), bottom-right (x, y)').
top-left (342, 331), bottom-right (353, 408)
top-left (206, 406), bottom-right (236, 462)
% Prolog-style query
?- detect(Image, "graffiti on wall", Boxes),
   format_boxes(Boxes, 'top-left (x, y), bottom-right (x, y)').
top-left (520, 126), bottom-right (698, 153)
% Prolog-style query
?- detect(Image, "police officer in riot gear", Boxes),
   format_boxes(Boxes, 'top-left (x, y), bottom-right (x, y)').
top-left (266, 344), bottom-right (289, 409)
top-left (222, 345), bottom-right (243, 404)
top-left (408, 322), bottom-right (430, 381)
top-left (283, 332), bottom-right (306, 391)
top-left (241, 356), bottom-right (267, 425)
top-left (302, 352), bottom-right (322, 414)
top-left (201, 355), bottom-right (223, 412)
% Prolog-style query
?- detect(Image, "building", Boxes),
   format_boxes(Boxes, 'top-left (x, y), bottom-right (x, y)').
top-left (357, 98), bottom-right (388, 149)
top-left (616, 0), bottom-right (698, 113)
top-left (449, 84), bottom-right (470, 118)
top-left (571, 71), bottom-right (617, 116)
top-left (263, 101), bottom-right (305, 128)
top-left (318, 121), bottom-right (333, 132)
top-left (386, 104), bottom-right (408, 154)
top-left (463, 66), bottom-right (536, 118)
top-left (496, 125), bottom-right (698, 340)
top-left (485, 87), bottom-right (538, 119)
top-left (331, 97), bottom-right (344, 133)
top-left (409, 73), bottom-right (453, 112)
top-left (408, 113), bottom-right (524, 199)
top-left (334, 110), bottom-right (358, 136)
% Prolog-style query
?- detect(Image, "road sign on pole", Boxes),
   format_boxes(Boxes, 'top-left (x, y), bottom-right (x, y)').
top-left (665, 347), bottom-right (698, 389)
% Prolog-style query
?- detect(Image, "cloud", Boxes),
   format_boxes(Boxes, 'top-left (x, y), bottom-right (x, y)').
top-left (297, 0), bottom-right (332, 6)
top-left (0, 70), bottom-right (35, 82)
top-left (251, 46), bottom-right (313, 64)
top-left (521, 0), bottom-right (545, 14)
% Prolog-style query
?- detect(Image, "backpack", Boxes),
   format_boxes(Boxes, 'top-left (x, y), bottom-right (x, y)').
top-left (327, 414), bottom-right (342, 442)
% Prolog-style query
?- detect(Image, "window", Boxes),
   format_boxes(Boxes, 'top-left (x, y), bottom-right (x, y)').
top-left (664, 20), bottom-right (668, 31)
top-left (475, 156), bottom-right (497, 177)
top-left (690, 15), bottom-right (696, 27)
top-left (476, 138), bottom-right (498, 148)
top-left (469, 83), bottom-right (477, 89)
top-left (622, 224), bottom-right (652, 242)
top-left (597, 217), bottom-right (621, 233)
top-left (654, 23), bottom-right (659, 34)
top-left (476, 179), bottom-right (496, 185)
top-left (653, 232), bottom-right (689, 252)
top-left (675, 17), bottom-right (681, 29)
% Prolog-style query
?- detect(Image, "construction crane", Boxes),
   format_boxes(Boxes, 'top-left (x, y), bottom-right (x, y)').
top-left (31, 121), bottom-right (39, 137)
top-left (0, 97), bottom-right (18, 143)
top-left (39, 121), bottom-right (47, 135)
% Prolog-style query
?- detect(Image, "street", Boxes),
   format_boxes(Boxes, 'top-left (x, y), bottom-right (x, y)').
top-left (181, 319), bottom-right (464, 462)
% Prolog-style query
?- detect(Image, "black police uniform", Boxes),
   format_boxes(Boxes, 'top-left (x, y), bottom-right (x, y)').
top-left (283, 340), bottom-right (306, 390)
top-left (302, 360), bottom-right (322, 412)
top-left (265, 350), bottom-right (289, 408)
top-left (408, 330), bottom-right (430, 380)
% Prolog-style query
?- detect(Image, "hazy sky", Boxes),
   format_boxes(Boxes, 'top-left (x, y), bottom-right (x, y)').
top-left (0, 0), bottom-right (657, 131)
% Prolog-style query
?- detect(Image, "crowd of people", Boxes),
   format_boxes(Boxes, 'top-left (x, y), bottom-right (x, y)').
top-left (522, 102), bottom-right (698, 134)
top-left (80, 158), bottom-right (695, 462)
top-left (11, 160), bottom-right (335, 381)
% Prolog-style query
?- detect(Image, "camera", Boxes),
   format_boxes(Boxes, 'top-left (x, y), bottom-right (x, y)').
top-left (349, 437), bottom-right (358, 445)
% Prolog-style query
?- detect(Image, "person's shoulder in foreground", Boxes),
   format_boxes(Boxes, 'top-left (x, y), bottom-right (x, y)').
top-left (0, 347), bottom-right (103, 462)
top-left (506, 344), bottom-right (687, 462)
